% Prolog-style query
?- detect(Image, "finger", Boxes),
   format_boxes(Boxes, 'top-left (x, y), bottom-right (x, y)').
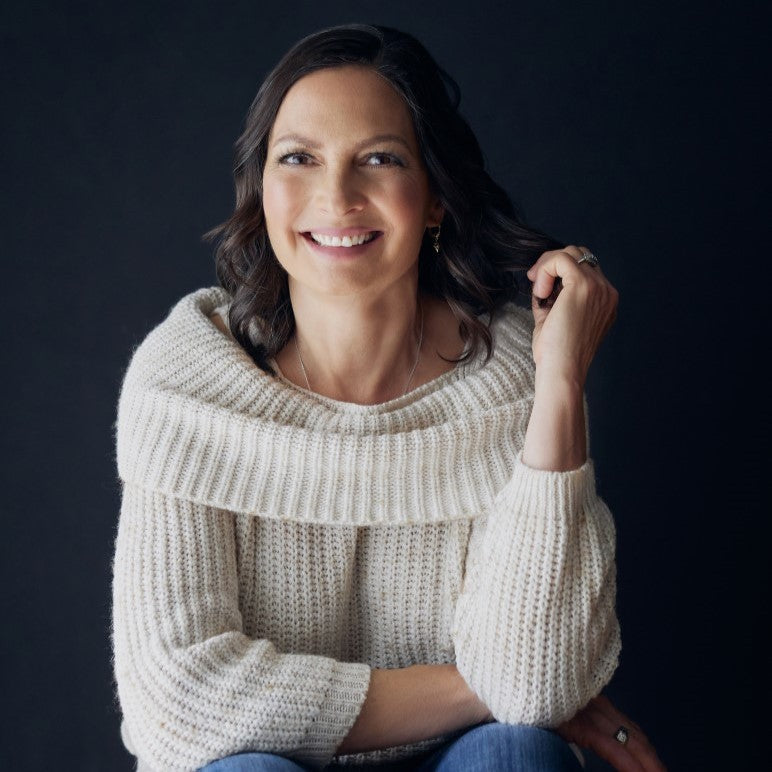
top-left (527, 245), bottom-right (604, 280)
top-left (563, 244), bottom-right (586, 262)
top-left (591, 708), bottom-right (657, 765)
top-left (532, 244), bottom-right (608, 298)
top-left (554, 244), bottom-right (600, 269)
top-left (570, 246), bottom-right (610, 288)
top-left (575, 245), bottom-right (607, 277)
top-left (557, 704), bottom-right (644, 772)
top-left (527, 245), bottom-right (614, 322)
top-left (526, 247), bottom-right (574, 284)
top-left (529, 250), bottom-right (584, 299)
top-left (531, 277), bottom-right (562, 311)
top-left (591, 697), bottom-right (657, 755)
top-left (581, 709), bottom-right (647, 772)
top-left (589, 698), bottom-right (666, 772)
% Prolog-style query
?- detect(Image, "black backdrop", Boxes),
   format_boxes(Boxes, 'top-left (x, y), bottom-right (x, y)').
top-left (1, 1), bottom-right (766, 770)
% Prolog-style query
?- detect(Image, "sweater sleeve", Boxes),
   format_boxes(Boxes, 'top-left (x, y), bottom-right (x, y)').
top-left (451, 439), bottom-right (621, 727)
top-left (111, 481), bottom-right (372, 772)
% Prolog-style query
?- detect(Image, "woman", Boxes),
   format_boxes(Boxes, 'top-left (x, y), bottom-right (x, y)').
top-left (111, 23), bottom-right (665, 772)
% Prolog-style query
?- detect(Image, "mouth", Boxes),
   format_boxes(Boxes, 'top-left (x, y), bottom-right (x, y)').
top-left (302, 231), bottom-right (383, 248)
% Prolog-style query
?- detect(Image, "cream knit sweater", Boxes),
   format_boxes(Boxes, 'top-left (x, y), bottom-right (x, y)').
top-left (111, 286), bottom-right (621, 772)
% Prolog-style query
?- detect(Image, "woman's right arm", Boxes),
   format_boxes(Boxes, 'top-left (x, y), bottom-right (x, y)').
top-left (112, 481), bottom-right (490, 771)
top-left (111, 482), bottom-right (373, 771)
top-left (337, 663), bottom-right (491, 755)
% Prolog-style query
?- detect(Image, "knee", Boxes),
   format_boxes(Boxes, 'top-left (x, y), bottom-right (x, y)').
top-left (472, 721), bottom-right (559, 748)
top-left (464, 722), bottom-right (580, 768)
top-left (200, 751), bottom-right (307, 771)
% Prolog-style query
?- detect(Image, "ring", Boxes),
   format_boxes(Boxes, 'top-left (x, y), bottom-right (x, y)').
top-left (576, 250), bottom-right (600, 268)
top-left (614, 726), bottom-right (629, 745)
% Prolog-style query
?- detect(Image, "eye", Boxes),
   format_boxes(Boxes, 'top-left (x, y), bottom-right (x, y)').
top-left (365, 152), bottom-right (404, 167)
top-left (278, 152), bottom-right (312, 166)
top-left (276, 150), bottom-right (404, 167)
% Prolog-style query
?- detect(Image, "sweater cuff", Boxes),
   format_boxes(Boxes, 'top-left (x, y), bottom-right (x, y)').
top-left (296, 661), bottom-right (372, 768)
top-left (494, 451), bottom-right (597, 521)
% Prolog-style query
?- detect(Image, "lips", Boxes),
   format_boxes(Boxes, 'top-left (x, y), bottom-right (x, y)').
top-left (303, 227), bottom-right (382, 236)
top-left (300, 230), bottom-right (384, 258)
top-left (301, 231), bottom-right (383, 247)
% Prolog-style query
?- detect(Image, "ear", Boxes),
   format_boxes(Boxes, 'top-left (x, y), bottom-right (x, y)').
top-left (426, 196), bottom-right (444, 228)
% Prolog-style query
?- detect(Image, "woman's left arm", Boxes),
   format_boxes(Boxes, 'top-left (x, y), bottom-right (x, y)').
top-left (452, 245), bottom-right (622, 727)
top-left (522, 245), bottom-right (618, 472)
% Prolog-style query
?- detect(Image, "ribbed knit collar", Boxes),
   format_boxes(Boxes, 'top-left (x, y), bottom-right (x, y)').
top-left (116, 286), bottom-right (537, 525)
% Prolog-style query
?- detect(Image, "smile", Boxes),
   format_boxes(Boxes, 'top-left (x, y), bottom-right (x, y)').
top-left (304, 231), bottom-right (382, 248)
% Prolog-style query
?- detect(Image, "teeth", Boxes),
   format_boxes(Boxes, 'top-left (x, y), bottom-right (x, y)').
top-left (310, 232), bottom-right (377, 247)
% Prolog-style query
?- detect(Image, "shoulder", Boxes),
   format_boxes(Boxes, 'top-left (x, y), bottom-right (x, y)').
top-left (115, 286), bottom-right (248, 464)
top-left (495, 300), bottom-right (534, 340)
top-left (456, 301), bottom-right (536, 411)
top-left (114, 285), bottom-right (277, 495)
top-left (490, 301), bottom-right (534, 367)
top-left (119, 286), bottom-right (233, 394)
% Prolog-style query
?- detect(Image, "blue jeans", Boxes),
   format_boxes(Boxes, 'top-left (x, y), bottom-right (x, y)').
top-left (199, 723), bottom-right (584, 771)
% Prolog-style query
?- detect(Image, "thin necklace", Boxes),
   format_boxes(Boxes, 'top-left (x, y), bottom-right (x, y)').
top-left (294, 300), bottom-right (424, 398)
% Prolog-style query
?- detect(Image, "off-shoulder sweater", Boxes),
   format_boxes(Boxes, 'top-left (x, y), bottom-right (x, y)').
top-left (110, 285), bottom-right (621, 772)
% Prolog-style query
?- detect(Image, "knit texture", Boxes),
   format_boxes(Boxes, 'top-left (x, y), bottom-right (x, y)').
top-left (111, 286), bottom-right (621, 771)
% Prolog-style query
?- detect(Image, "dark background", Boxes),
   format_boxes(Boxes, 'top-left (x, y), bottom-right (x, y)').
top-left (1, 1), bottom-right (766, 770)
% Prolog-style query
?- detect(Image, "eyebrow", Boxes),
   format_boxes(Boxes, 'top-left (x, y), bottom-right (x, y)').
top-left (270, 133), bottom-right (412, 152)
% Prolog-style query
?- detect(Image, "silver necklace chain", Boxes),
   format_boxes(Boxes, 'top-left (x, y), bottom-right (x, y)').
top-left (294, 300), bottom-right (424, 398)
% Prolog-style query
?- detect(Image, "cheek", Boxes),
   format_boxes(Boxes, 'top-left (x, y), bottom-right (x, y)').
top-left (262, 175), bottom-right (305, 234)
top-left (386, 176), bottom-right (431, 225)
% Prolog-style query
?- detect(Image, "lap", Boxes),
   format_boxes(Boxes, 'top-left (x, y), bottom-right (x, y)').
top-left (199, 752), bottom-right (309, 771)
top-left (416, 722), bottom-right (584, 772)
top-left (198, 724), bottom-right (583, 772)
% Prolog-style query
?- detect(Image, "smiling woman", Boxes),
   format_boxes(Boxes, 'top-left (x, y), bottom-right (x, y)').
top-left (260, 65), bottom-right (446, 401)
top-left (111, 22), bottom-right (664, 772)
top-left (203, 23), bottom-right (570, 406)
top-left (262, 69), bottom-right (438, 288)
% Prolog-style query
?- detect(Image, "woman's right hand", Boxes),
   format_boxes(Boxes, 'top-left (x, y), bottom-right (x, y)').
top-left (555, 694), bottom-right (666, 772)
top-left (455, 666), bottom-right (494, 725)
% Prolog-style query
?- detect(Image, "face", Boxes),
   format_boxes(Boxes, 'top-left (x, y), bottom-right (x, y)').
top-left (262, 65), bottom-right (443, 300)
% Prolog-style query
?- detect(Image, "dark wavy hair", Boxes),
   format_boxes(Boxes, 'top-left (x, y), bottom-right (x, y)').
top-left (206, 23), bottom-right (563, 374)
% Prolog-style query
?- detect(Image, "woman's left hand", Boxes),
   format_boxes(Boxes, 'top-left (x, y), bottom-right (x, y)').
top-left (556, 694), bottom-right (667, 772)
top-left (527, 245), bottom-right (618, 386)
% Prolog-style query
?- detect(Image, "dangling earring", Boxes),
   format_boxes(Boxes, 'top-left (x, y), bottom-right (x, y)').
top-left (432, 223), bottom-right (441, 254)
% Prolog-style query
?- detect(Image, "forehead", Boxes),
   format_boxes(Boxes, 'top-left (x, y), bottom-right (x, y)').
top-left (269, 65), bottom-right (417, 147)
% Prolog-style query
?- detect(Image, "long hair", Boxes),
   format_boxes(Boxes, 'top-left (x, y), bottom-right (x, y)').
top-left (206, 23), bottom-right (563, 374)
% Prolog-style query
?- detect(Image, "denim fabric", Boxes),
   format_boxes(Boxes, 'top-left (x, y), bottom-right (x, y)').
top-left (413, 723), bottom-right (584, 771)
top-left (200, 753), bottom-right (306, 771)
top-left (198, 723), bottom-right (584, 771)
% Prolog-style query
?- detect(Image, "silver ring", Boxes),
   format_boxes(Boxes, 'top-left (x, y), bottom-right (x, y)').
top-left (614, 726), bottom-right (629, 745)
top-left (576, 250), bottom-right (600, 268)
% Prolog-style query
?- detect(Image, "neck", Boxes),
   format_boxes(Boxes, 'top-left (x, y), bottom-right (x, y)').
top-left (288, 282), bottom-right (424, 405)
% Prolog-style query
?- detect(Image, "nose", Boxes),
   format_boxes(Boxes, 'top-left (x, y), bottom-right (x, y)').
top-left (315, 163), bottom-right (367, 216)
